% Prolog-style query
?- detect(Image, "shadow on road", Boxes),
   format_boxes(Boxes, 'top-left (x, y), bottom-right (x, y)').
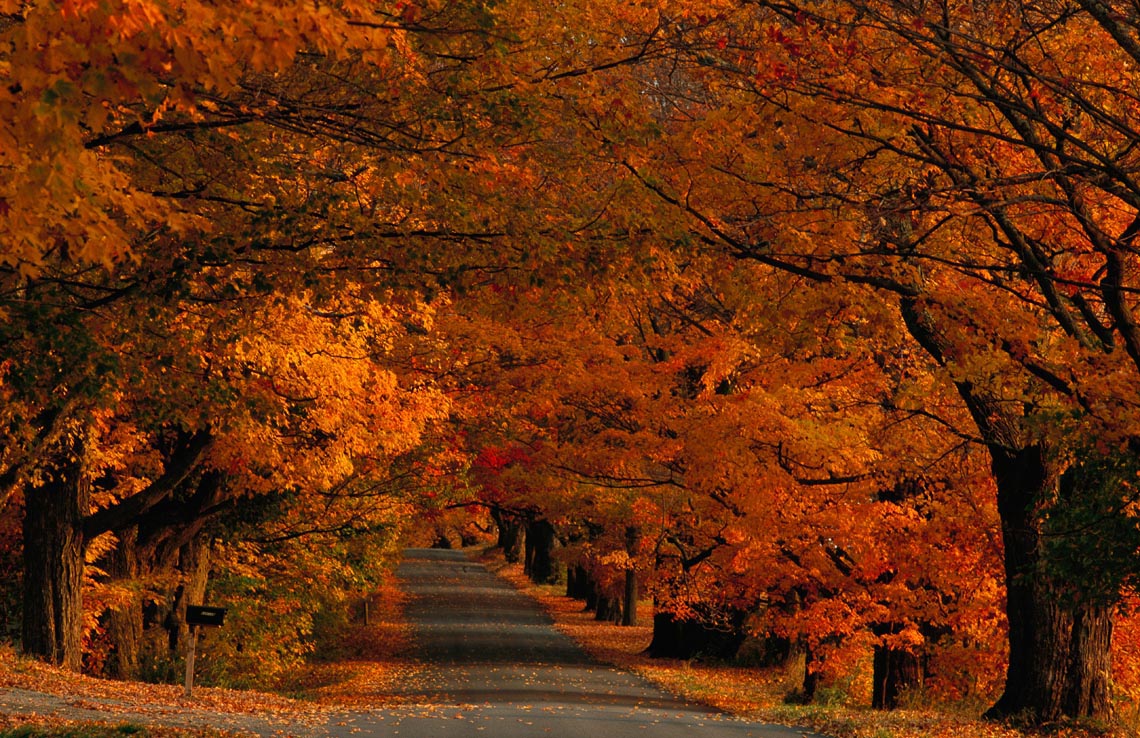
top-left (393, 548), bottom-right (688, 709)
top-left (343, 548), bottom-right (824, 738)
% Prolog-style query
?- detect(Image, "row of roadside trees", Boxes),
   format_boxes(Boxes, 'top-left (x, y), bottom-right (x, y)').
top-left (3, 0), bottom-right (1140, 725)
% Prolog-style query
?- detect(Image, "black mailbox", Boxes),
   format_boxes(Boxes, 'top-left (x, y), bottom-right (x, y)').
top-left (186, 605), bottom-right (227, 627)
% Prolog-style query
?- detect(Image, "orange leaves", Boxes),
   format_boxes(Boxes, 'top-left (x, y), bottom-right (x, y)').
top-left (0, 0), bottom-right (409, 274)
top-left (195, 290), bottom-right (448, 494)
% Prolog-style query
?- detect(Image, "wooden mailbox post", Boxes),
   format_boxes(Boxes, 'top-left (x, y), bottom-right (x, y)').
top-left (184, 605), bottom-right (227, 698)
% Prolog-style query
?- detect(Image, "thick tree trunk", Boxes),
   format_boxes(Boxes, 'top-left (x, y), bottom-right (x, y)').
top-left (566, 565), bottom-right (592, 600)
top-left (986, 445), bottom-right (1060, 720)
top-left (525, 518), bottom-right (559, 584)
top-left (646, 612), bottom-right (680, 657)
top-left (21, 451), bottom-right (87, 670)
top-left (1065, 602), bottom-right (1114, 717)
top-left (645, 610), bottom-right (746, 660)
top-left (901, 299), bottom-right (1115, 723)
top-left (105, 527), bottom-right (142, 680)
top-left (983, 447), bottom-right (1115, 722)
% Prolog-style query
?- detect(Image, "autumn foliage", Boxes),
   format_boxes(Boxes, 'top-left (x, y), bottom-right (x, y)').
top-left (3, 0), bottom-right (1140, 732)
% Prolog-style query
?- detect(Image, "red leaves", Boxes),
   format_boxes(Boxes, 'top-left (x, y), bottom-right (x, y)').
top-left (766, 26), bottom-right (802, 58)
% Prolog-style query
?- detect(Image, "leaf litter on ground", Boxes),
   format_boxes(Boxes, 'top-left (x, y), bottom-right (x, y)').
top-left (478, 548), bottom-right (1136, 738)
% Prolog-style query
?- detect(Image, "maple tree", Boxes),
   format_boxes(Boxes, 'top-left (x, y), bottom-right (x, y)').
top-left (432, 246), bottom-right (1008, 708)
top-left (4, 0), bottom-right (1140, 730)
top-left (563, 0), bottom-right (1140, 722)
top-left (0, 0), bottom-right (533, 675)
top-left (4, 252), bottom-right (448, 668)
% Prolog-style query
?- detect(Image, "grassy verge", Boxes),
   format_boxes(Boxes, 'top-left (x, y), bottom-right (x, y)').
top-left (0, 578), bottom-right (415, 734)
top-left (0, 725), bottom-right (236, 738)
top-left (480, 550), bottom-right (1136, 738)
top-left (273, 576), bottom-right (421, 705)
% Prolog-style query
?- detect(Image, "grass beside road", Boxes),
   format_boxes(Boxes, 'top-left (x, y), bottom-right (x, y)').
top-left (274, 575), bottom-right (421, 705)
top-left (0, 725), bottom-right (233, 738)
top-left (483, 551), bottom-right (1135, 738)
top-left (0, 577), bottom-right (414, 736)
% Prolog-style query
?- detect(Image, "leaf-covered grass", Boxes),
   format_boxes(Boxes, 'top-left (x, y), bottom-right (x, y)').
top-left (0, 724), bottom-right (234, 738)
top-left (0, 643), bottom-right (322, 720)
top-left (272, 576), bottom-right (422, 705)
top-left (484, 552), bottom-right (1140, 738)
top-left (0, 577), bottom-right (417, 732)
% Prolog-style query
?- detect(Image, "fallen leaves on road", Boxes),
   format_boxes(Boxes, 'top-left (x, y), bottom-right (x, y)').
top-left (482, 552), bottom-right (1129, 738)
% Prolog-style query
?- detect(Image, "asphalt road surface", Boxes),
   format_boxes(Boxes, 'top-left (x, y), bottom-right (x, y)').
top-left (0, 548), bottom-right (826, 737)
top-left (314, 548), bottom-right (825, 738)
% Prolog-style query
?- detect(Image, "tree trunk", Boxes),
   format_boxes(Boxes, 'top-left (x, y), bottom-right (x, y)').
top-left (584, 578), bottom-right (600, 612)
top-left (802, 643), bottom-right (821, 704)
top-left (105, 526), bottom-right (142, 680)
top-left (595, 593), bottom-right (622, 623)
top-left (646, 611), bottom-right (681, 658)
top-left (983, 446), bottom-right (1114, 722)
top-left (497, 513), bottom-right (524, 564)
top-left (871, 639), bottom-right (922, 709)
top-left (645, 610), bottom-right (746, 660)
top-left (622, 568), bottom-right (638, 627)
top-left (525, 518), bottom-right (559, 584)
top-left (21, 449), bottom-right (87, 670)
top-left (622, 526), bottom-right (640, 627)
top-left (1065, 602), bottom-right (1114, 717)
top-left (167, 536), bottom-right (212, 658)
top-left (901, 298), bottom-right (1115, 723)
top-left (566, 565), bottom-right (592, 600)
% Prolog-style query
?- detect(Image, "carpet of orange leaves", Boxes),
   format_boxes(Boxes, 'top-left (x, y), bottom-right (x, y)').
top-left (3, 554), bottom-right (1136, 738)
top-left (0, 578), bottom-right (418, 734)
top-left (276, 577), bottom-right (423, 706)
top-left (0, 642), bottom-right (324, 722)
top-left (483, 551), bottom-right (1136, 738)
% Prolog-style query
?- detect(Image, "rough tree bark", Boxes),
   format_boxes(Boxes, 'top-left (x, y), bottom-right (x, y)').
top-left (21, 446), bottom-right (87, 670)
top-left (105, 526), bottom-right (142, 680)
top-left (1065, 603), bottom-right (1114, 717)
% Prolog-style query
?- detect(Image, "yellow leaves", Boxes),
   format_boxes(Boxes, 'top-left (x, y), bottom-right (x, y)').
top-left (597, 549), bottom-right (633, 570)
top-left (174, 286), bottom-right (449, 496)
top-left (0, 0), bottom-right (412, 273)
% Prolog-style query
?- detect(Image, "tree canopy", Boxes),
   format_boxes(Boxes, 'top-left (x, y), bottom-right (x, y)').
top-left (3, 0), bottom-right (1140, 727)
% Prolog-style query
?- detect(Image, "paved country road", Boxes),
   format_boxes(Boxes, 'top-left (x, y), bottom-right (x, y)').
top-left (317, 548), bottom-right (823, 738)
top-left (0, 549), bottom-right (826, 738)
